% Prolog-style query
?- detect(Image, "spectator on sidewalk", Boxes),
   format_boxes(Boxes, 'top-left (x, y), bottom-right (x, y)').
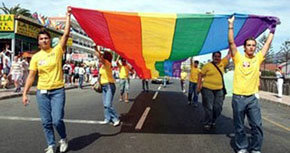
top-left (228, 16), bottom-right (277, 153)
top-left (9, 56), bottom-right (23, 92)
top-left (21, 57), bottom-right (29, 86)
top-left (275, 67), bottom-right (284, 98)
top-left (22, 7), bottom-right (71, 153)
top-left (62, 61), bottom-right (72, 86)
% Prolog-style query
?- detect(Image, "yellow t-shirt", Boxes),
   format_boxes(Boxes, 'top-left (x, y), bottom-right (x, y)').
top-left (189, 66), bottom-right (201, 83)
top-left (119, 65), bottom-right (130, 79)
top-left (29, 44), bottom-right (64, 90)
top-left (233, 51), bottom-right (264, 95)
top-left (180, 72), bottom-right (187, 80)
top-left (100, 60), bottom-right (115, 84)
top-left (201, 57), bottom-right (228, 90)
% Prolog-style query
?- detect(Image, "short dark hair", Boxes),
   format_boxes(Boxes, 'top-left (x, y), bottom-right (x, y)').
top-left (243, 37), bottom-right (256, 47)
top-left (103, 52), bottom-right (113, 62)
top-left (37, 29), bottom-right (51, 41)
top-left (194, 60), bottom-right (199, 64)
top-left (212, 51), bottom-right (221, 58)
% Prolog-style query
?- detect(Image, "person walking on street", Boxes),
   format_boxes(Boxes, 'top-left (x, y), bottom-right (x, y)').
top-left (142, 79), bottom-right (149, 92)
top-left (188, 58), bottom-right (201, 106)
top-left (94, 46), bottom-right (120, 126)
top-left (116, 57), bottom-right (132, 103)
top-left (180, 70), bottom-right (187, 93)
top-left (197, 51), bottom-right (231, 130)
top-left (275, 66), bottom-right (284, 98)
top-left (22, 7), bottom-right (72, 153)
top-left (228, 16), bottom-right (277, 153)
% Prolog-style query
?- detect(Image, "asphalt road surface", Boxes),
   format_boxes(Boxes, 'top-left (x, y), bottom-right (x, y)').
top-left (0, 79), bottom-right (289, 153)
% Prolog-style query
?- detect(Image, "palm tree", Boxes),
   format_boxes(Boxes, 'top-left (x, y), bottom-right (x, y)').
top-left (0, 2), bottom-right (32, 18)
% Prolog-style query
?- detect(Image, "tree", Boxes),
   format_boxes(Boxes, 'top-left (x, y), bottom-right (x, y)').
top-left (256, 34), bottom-right (274, 71)
top-left (279, 41), bottom-right (290, 76)
top-left (0, 2), bottom-right (32, 18)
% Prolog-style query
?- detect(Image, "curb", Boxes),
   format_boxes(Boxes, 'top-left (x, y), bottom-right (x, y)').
top-left (260, 98), bottom-right (290, 107)
top-left (0, 84), bottom-right (91, 100)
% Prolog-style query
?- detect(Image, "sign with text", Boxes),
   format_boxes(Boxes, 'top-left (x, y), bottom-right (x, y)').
top-left (0, 15), bottom-right (14, 31)
top-left (15, 20), bottom-right (40, 38)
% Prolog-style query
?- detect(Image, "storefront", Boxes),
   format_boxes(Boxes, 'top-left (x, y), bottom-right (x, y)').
top-left (0, 14), bottom-right (63, 57)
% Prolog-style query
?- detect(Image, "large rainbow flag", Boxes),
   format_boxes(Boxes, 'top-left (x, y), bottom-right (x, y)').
top-left (71, 7), bottom-right (279, 79)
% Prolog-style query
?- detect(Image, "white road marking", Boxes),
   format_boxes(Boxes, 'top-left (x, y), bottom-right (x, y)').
top-left (135, 107), bottom-right (151, 130)
top-left (0, 116), bottom-right (106, 125)
top-left (153, 85), bottom-right (162, 100)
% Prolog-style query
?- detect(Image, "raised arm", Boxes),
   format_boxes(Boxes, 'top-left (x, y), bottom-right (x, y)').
top-left (228, 16), bottom-right (238, 57)
top-left (261, 31), bottom-right (275, 56)
top-left (94, 46), bottom-right (105, 64)
top-left (190, 57), bottom-right (193, 66)
top-left (59, 7), bottom-right (71, 52)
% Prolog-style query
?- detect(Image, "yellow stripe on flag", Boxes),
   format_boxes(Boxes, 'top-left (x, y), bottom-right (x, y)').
top-left (139, 13), bottom-right (176, 78)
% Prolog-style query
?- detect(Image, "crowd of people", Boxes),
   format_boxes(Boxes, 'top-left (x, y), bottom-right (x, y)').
top-left (13, 7), bottom-right (279, 153)
top-left (0, 45), bottom-right (29, 92)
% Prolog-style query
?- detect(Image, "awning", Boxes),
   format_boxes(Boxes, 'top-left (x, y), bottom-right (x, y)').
top-left (0, 32), bottom-right (15, 39)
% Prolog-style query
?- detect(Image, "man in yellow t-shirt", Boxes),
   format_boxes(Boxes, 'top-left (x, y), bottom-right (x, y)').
top-left (117, 58), bottom-right (132, 103)
top-left (188, 58), bottom-right (201, 106)
top-left (22, 8), bottom-right (71, 153)
top-left (197, 51), bottom-right (230, 130)
top-left (180, 70), bottom-right (187, 93)
top-left (228, 16), bottom-right (277, 153)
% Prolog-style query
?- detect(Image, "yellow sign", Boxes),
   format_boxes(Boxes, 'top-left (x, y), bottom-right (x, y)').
top-left (0, 15), bottom-right (14, 31)
top-left (15, 20), bottom-right (40, 38)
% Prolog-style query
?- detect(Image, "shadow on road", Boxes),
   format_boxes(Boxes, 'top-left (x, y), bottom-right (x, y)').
top-left (120, 91), bottom-right (235, 135)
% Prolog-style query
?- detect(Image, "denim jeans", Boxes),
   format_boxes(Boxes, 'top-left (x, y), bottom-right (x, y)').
top-left (232, 94), bottom-right (263, 151)
top-left (79, 74), bottom-right (84, 88)
top-left (188, 82), bottom-right (198, 103)
top-left (102, 83), bottom-right (119, 122)
top-left (36, 88), bottom-right (66, 146)
top-left (119, 79), bottom-right (130, 95)
top-left (201, 87), bottom-right (224, 125)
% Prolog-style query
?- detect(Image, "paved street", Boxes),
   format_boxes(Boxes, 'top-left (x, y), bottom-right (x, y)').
top-left (0, 79), bottom-right (289, 153)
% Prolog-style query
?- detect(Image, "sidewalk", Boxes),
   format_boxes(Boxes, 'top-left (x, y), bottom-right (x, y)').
top-left (259, 90), bottom-right (290, 107)
top-left (0, 83), bottom-right (91, 100)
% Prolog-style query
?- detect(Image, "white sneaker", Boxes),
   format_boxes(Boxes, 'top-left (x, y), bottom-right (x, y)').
top-left (59, 138), bottom-right (68, 152)
top-left (44, 145), bottom-right (56, 153)
top-left (237, 149), bottom-right (248, 153)
top-left (113, 120), bottom-right (120, 127)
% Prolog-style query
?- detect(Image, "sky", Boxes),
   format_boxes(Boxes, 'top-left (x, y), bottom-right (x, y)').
top-left (3, 0), bottom-right (290, 61)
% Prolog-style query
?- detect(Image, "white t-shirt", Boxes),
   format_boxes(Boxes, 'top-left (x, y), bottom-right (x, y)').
top-left (3, 55), bottom-right (11, 68)
top-left (78, 67), bottom-right (86, 75)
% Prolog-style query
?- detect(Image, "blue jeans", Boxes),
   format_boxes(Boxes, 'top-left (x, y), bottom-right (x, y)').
top-left (119, 79), bottom-right (130, 95)
top-left (102, 83), bottom-right (119, 122)
top-left (36, 88), bottom-right (66, 146)
top-left (201, 88), bottom-right (224, 125)
top-left (232, 94), bottom-right (263, 151)
top-left (79, 74), bottom-right (84, 88)
top-left (188, 82), bottom-right (198, 103)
